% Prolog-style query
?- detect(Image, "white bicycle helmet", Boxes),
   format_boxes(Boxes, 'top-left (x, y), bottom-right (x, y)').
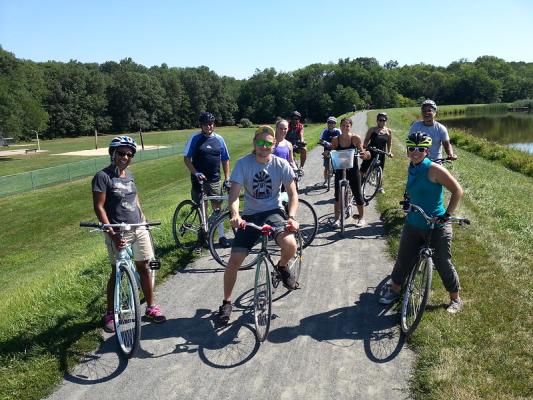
top-left (108, 136), bottom-right (137, 156)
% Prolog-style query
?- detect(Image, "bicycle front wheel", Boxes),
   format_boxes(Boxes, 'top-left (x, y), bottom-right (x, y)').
top-left (362, 166), bottom-right (382, 204)
top-left (208, 211), bottom-right (259, 269)
top-left (114, 263), bottom-right (141, 358)
top-left (296, 198), bottom-right (318, 249)
top-left (253, 256), bottom-right (272, 342)
top-left (400, 256), bottom-right (433, 336)
top-left (172, 200), bottom-right (201, 249)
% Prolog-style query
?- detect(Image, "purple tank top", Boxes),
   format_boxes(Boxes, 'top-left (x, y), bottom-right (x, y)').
top-left (273, 141), bottom-right (291, 162)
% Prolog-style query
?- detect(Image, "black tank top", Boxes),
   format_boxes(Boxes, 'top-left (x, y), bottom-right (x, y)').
top-left (368, 130), bottom-right (389, 150)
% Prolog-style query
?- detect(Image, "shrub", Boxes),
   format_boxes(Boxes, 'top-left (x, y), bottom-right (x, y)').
top-left (239, 118), bottom-right (253, 128)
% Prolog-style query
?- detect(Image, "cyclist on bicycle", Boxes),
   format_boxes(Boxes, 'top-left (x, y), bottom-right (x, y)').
top-left (218, 125), bottom-right (300, 322)
top-left (361, 112), bottom-right (393, 193)
top-left (92, 136), bottom-right (166, 332)
top-left (286, 110), bottom-right (307, 168)
top-left (184, 112), bottom-right (231, 247)
top-left (273, 119), bottom-right (297, 169)
top-left (331, 117), bottom-right (370, 228)
top-left (319, 116), bottom-right (341, 185)
top-left (409, 99), bottom-right (457, 161)
top-left (379, 132), bottom-right (464, 314)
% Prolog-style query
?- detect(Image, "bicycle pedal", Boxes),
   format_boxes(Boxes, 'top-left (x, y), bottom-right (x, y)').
top-left (149, 260), bottom-right (161, 270)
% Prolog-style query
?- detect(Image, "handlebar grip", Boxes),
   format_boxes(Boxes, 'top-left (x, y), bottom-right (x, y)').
top-left (80, 222), bottom-right (100, 227)
top-left (146, 221), bottom-right (161, 226)
top-left (462, 218), bottom-right (471, 225)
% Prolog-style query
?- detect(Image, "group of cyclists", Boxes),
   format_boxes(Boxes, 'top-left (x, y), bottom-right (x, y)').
top-left (90, 98), bottom-right (464, 333)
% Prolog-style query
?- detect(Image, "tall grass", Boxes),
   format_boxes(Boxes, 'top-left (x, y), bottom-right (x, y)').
top-left (0, 124), bottom-right (323, 400)
top-left (371, 108), bottom-right (533, 399)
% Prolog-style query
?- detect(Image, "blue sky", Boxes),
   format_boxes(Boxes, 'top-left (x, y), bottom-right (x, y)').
top-left (1, 0), bottom-right (532, 79)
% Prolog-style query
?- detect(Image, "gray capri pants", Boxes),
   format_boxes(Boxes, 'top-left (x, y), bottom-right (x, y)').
top-left (391, 223), bottom-right (460, 293)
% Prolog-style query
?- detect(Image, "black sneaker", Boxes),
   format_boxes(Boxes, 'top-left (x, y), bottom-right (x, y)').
top-left (276, 265), bottom-right (297, 290)
top-left (218, 236), bottom-right (230, 248)
top-left (218, 301), bottom-right (232, 322)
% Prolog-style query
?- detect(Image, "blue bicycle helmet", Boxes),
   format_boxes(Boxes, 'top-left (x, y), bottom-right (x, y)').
top-left (108, 135), bottom-right (137, 156)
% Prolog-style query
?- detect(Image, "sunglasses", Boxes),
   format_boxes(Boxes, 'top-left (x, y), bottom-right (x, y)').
top-left (116, 150), bottom-right (134, 158)
top-left (378, 119), bottom-right (387, 122)
top-left (255, 139), bottom-right (274, 148)
top-left (407, 146), bottom-right (428, 153)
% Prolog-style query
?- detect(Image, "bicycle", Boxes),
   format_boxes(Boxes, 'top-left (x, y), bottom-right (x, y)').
top-left (208, 195), bottom-right (317, 268)
top-left (245, 222), bottom-right (303, 341)
top-left (331, 149), bottom-right (362, 236)
top-left (397, 201), bottom-right (470, 337)
top-left (317, 141), bottom-right (334, 191)
top-left (172, 180), bottom-right (229, 250)
top-left (361, 146), bottom-right (391, 205)
top-left (79, 221), bottom-right (161, 358)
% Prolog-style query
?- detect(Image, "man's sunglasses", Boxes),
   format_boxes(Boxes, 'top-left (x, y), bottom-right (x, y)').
top-left (116, 151), bottom-right (134, 158)
top-left (377, 118), bottom-right (387, 122)
top-left (407, 146), bottom-right (428, 153)
top-left (255, 139), bottom-right (274, 148)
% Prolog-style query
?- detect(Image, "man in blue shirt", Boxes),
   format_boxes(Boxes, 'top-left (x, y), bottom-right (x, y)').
top-left (319, 116), bottom-right (341, 185)
top-left (183, 112), bottom-right (231, 247)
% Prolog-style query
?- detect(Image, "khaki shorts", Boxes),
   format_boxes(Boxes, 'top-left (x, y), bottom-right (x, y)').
top-left (104, 226), bottom-right (154, 263)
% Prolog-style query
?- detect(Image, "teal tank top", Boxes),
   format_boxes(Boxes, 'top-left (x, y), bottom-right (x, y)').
top-left (405, 157), bottom-right (445, 229)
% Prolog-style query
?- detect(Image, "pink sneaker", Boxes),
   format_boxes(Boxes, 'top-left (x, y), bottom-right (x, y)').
top-left (145, 305), bottom-right (167, 323)
top-left (103, 311), bottom-right (115, 333)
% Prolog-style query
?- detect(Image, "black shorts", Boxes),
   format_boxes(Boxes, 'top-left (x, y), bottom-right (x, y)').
top-left (232, 209), bottom-right (288, 254)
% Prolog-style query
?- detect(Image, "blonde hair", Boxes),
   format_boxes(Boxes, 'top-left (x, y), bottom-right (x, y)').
top-left (252, 125), bottom-right (275, 154)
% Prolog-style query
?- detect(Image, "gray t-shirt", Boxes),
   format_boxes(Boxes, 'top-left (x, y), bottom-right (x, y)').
top-left (91, 165), bottom-right (142, 224)
top-left (409, 120), bottom-right (449, 159)
top-left (230, 154), bottom-right (295, 215)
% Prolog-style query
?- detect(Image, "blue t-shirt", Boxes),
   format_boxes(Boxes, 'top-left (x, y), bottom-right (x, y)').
top-left (320, 128), bottom-right (341, 144)
top-left (183, 132), bottom-right (230, 181)
top-left (405, 157), bottom-right (446, 229)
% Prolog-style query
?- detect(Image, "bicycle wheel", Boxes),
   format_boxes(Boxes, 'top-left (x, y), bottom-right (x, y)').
top-left (362, 166), bottom-right (382, 204)
top-left (400, 256), bottom-right (433, 336)
top-left (326, 159), bottom-right (333, 191)
top-left (114, 263), bottom-right (141, 358)
top-left (172, 200), bottom-right (201, 249)
top-left (340, 182), bottom-right (346, 235)
top-left (253, 256), bottom-right (272, 342)
top-left (208, 211), bottom-right (259, 269)
top-left (296, 198), bottom-right (318, 249)
top-left (287, 231), bottom-right (303, 284)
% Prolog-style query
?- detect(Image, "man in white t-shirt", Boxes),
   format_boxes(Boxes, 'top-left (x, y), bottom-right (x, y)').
top-left (409, 99), bottom-right (457, 160)
top-left (218, 125), bottom-right (300, 323)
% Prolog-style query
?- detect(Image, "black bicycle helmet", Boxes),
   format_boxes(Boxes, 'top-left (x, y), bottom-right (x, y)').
top-left (198, 112), bottom-right (216, 124)
top-left (291, 111), bottom-right (302, 119)
top-left (406, 131), bottom-right (432, 147)
top-left (421, 99), bottom-right (437, 111)
top-left (108, 135), bottom-right (137, 156)
top-left (377, 112), bottom-right (388, 121)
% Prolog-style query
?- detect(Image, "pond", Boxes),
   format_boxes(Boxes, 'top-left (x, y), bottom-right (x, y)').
top-left (440, 112), bottom-right (533, 154)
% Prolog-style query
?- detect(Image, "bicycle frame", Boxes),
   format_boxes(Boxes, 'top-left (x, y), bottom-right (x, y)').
top-left (196, 181), bottom-right (230, 234)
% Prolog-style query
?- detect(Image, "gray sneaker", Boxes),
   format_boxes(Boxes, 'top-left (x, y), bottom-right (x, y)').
top-left (218, 302), bottom-right (232, 322)
top-left (446, 299), bottom-right (463, 314)
top-left (379, 287), bottom-right (401, 305)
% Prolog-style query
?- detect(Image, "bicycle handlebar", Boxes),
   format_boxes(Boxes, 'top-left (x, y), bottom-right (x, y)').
top-left (80, 221), bottom-right (162, 230)
top-left (367, 146), bottom-right (392, 157)
top-left (398, 201), bottom-right (470, 225)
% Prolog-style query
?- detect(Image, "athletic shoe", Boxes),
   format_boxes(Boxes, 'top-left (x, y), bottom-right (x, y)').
top-left (379, 287), bottom-right (400, 305)
top-left (355, 218), bottom-right (366, 228)
top-left (276, 265), bottom-right (297, 290)
top-left (333, 219), bottom-right (341, 228)
top-left (145, 304), bottom-right (167, 323)
top-left (103, 311), bottom-right (115, 333)
top-left (219, 301), bottom-right (232, 322)
top-left (218, 236), bottom-right (230, 248)
top-left (446, 299), bottom-right (463, 314)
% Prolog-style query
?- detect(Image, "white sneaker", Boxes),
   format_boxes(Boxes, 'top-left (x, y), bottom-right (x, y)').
top-left (378, 187), bottom-right (385, 193)
top-left (446, 299), bottom-right (463, 314)
top-left (333, 220), bottom-right (341, 228)
top-left (355, 218), bottom-right (366, 228)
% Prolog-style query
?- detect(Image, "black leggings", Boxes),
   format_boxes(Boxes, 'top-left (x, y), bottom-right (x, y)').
top-left (334, 167), bottom-right (363, 205)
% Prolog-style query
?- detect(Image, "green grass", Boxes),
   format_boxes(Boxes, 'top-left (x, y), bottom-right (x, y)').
top-left (0, 123), bottom-right (324, 400)
top-left (371, 108), bottom-right (533, 399)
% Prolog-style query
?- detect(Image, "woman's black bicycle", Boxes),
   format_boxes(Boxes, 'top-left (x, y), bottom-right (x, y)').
top-left (245, 222), bottom-right (303, 342)
top-left (361, 146), bottom-right (391, 205)
top-left (398, 201), bottom-right (470, 336)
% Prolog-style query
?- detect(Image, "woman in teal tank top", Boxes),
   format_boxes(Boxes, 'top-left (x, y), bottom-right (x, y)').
top-left (379, 132), bottom-right (465, 314)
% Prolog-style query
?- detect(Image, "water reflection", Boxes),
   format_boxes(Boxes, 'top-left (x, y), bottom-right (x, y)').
top-left (441, 112), bottom-right (533, 154)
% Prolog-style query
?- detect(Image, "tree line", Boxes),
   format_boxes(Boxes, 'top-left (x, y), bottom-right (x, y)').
top-left (1, 46), bottom-right (532, 140)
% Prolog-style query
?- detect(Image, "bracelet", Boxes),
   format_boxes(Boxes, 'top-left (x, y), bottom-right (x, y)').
top-left (288, 215), bottom-right (295, 220)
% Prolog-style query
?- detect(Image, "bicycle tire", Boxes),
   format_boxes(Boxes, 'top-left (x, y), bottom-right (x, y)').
top-left (362, 166), bottom-right (382, 204)
top-left (253, 256), bottom-right (272, 342)
top-left (287, 231), bottom-right (303, 283)
top-left (400, 256), bottom-right (433, 336)
top-left (294, 198), bottom-right (318, 249)
top-left (326, 159), bottom-right (333, 191)
top-left (172, 200), bottom-right (201, 249)
top-left (340, 182), bottom-right (346, 235)
top-left (207, 211), bottom-right (259, 269)
top-left (114, 263), bottom-right (141, 358)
